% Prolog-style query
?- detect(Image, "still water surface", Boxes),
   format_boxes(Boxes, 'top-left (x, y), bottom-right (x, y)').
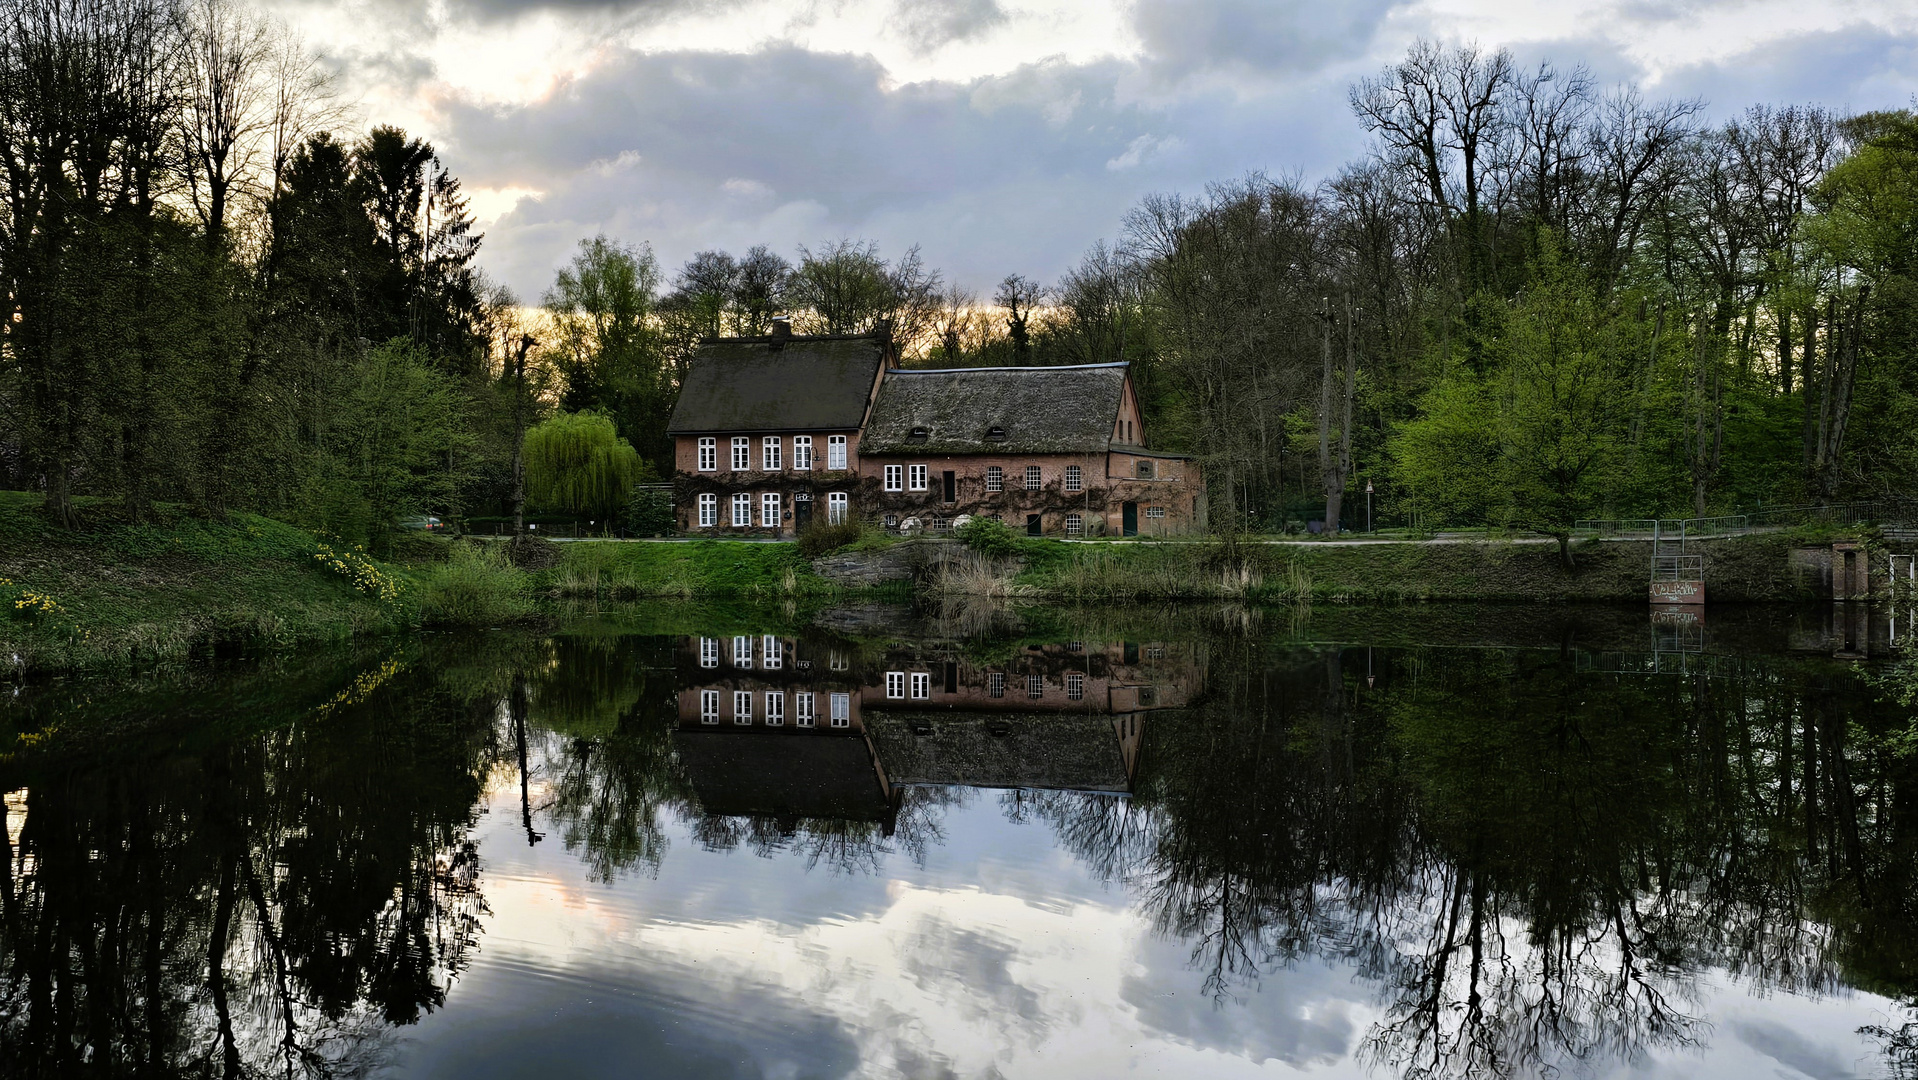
top-left (3, 603), bottom-right (1916, 1078)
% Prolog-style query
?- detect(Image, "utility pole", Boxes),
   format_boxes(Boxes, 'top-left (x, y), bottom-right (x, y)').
top-left (510, 334), bottom-right (535, 539)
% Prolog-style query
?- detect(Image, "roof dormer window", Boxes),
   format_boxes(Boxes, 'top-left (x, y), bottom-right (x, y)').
top-left (985, 425), bottom-right (1007, 441)
top-left (907, 426), bottom-right (930, 443)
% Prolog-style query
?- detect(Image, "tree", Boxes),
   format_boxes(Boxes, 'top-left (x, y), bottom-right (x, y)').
top-left (994, 273), bottom-right (1045, 363)
top-left (543, 235), bottom-right (672, 472)
top-left (523, 412), bottom-right (647, 524)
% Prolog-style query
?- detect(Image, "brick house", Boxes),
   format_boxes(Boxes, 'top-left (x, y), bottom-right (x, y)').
top-left (856, 363), bottom-right (1206, 537)
top-left (665, 324), bottom-right (891, 536)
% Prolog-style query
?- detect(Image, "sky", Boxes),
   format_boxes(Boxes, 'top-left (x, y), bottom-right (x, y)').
top-left (262, 0), bottom-right (1918, 301)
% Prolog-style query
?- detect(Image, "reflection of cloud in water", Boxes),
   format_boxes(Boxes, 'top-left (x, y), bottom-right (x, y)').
top-left (1731, 1017), bottom-right (1856, 1080)
top-left (902, 916), bottom-right (1046, 1040)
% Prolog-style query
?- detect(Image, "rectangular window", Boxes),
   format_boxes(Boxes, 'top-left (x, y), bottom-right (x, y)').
top-left (986, 466), bottom-right (1003, 493)
top-left (761, 492), bottom-right (780, 528)
top-left (700, 689), bottom-right (720, 723)
top-left (1065, 513), bottom-right (1083, 537)
top-left (762, 635), bottom-right (782, 669)
top-left (908, 464), bottom-right (928, 491)
top-left (763, 436), bottom-right (782, 471)
top-left (988, 672), bottom-right (1005, 698)
top-left (732, 436), bottom-right (751, 471)
top-left (1146, 506), bottom-right (1166, 518)
top-left (698, 493), bottom-right (718, 527)
top-left (796, 692), bottom-right (816, 727)
top-left (1027, 674), bottom-right (1043, 699)
top-left (699, 637), bottom-right (719, 668)
top-left (731, 493), bottom-right (751, 527)
top-left (910, 672), bottom-right (930, 700)
top-left (830, 692), bottom-right (850, 727)
top-left (1065, 465), bottom-right (1082, 492)
top-left (1024, 465), bottom-right (1042, 490)
top-left (827, 435), bottom-right (848, 470)
top-left (765, 692), bottom-right (785, 725)
top-left (733, 690), bottom-right (752, 724)
top-left (1066, 672), bottom-right (1084, 701)
top-left (827, 492), bottom-right (848, 524)
top-left (732, 635), bottom-right (752, 668)
top-left (793, 436), bottom-right (813, 470)
top-left (884, 465), bottom-right (903, 492)
top-left (886, 672), bottom-right (905, 699)
top-left (698, 437), bottom-right (716, 471)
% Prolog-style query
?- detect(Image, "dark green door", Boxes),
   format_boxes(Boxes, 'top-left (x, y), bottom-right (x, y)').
top-left (1026, 514), bottom-right (1042, 537)
top-left (1122, 502), bottom-right (1138, 536)
top-left (793, 498), bottom-right (812, 532)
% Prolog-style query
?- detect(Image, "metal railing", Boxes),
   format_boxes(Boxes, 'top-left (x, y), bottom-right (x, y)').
top-left (1651, 554), bottom-right (1704, 581)
top-left (1576, 503), bottom-right (1882, 538)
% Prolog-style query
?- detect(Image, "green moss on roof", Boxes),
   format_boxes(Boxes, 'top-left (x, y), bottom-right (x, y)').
top-left (667, 335), bottom-right (887, 434)
top-left (862, 364), bottom-right (1128, 455)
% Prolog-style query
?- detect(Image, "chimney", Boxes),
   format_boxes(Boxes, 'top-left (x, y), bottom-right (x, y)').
top-left (769, 316), bottom-right (792, 342)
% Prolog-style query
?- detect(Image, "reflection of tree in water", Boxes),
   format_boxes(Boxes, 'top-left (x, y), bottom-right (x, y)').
top-left (0, 644), bottom-right (504, 1078)
top-left (1034, 641), bottom-right (1918, 1079)
top-left (685, 787), bottom-right (969, 874)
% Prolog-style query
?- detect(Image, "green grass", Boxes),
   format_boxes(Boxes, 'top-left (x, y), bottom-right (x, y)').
top-left (532, 538), bottom-right (844, 601)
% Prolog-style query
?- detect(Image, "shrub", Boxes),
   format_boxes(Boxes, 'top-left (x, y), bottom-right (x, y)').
top-left (956, 516), bottom-right (1019, 558)
top-left (619, 487), bottom-right (676, 537)
top-left (798, 516), bottom-right (863, 558)
top-left (418, 543), bottom-right (535, 625)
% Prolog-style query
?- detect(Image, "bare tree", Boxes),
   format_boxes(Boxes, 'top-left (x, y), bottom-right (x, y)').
top-left (993, 273), bottom-right (1044, 363)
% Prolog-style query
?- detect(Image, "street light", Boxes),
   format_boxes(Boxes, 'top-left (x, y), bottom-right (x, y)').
top-left (1365, 478), bottom-right (1374, 533)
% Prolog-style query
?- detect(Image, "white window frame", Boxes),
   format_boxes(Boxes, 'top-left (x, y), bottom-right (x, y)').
top-left (733, 690), bottom-right (752, 724)
top-left (796, 692), bottom-right (816, 727)
top-left (1065, 513), bottom-right (1083, 537)
top-left (699, 637), bottom-right (719, 668)
top-left (830, 692), bottom-right (850, 728)
top-left (765, 691), bottom-right (784, 726)
top-left (1066, 672), bottom-right (1084, 701)
top-left (1028, 674), bottom-right (1043, 699)
top-left (698, 437), bottom-right (716, 472)
top-left (989, 672), bottom-right (1005, 697)
top-left (910, 672), bottom-right (930, 700)
top-left (732, 635), bottom-right (752, 668)
top-left (908, 464), bottom-right (928, 492)
top-left (1146, 506), bottom-right (1166, 519)
top-left (762, 635), bottom-right (781, 669)
top-left (731, 493), bottom-right (751, 527)
top-left (1064, 465), bottom-right (1082, 492)
top-left (698, 493), bottom-right (718, 528)
top-left (700, 689), bottom-right (721, 723)
top-left (1025, 465), bottom-right (1042, 490)
top-left (827, 435), bottom-right (848, 470)
top-left (886, 672), bottom-right (905, 699)
top-left (793, 436), bottom-right (813, 471)
top-left (761, 492), bottom-right (781, 527)
top-left (884, 465), bottom-right (903, 492)
top-left (731, 436), bottom-right (751, 471)
top-left (827, 492), bottom-right (848, 524)
top-left (985, 466), bottom-right (1003, 493)
top-left (763, 436), bottom-right (782, 471)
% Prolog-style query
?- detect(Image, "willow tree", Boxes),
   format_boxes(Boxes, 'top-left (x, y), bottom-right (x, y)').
top-left (523, 412), bottom-right (646, 525)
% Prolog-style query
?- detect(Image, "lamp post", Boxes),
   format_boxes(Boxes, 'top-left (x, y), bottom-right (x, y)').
top-left (1365, 479), bottom-right (1374, 533)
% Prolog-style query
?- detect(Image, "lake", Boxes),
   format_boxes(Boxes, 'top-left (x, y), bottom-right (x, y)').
top-left (3, 602), bottom-right (1915, 1079)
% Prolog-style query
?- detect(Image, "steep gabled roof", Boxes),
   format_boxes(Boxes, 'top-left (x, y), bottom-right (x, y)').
top-left (864, 712), bottom-right (1136, 792)
top-left (674, 731), bottom-right (892, 821)
top-left (667, 334), bottom-right (888, 434)
top-left (861, 363), bottom-right (1127, 455)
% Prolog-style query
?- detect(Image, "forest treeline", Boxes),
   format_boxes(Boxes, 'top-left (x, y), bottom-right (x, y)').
top-left (2, 1), bottom-right (1914, 544)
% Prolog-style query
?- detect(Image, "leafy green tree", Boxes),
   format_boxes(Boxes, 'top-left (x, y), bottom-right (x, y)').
top-left (523, 412), bottom-right (648, 524)
top-left (543, 236), bottom-right (674, 472)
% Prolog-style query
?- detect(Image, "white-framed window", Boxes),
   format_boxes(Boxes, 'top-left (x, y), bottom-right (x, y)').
top-left (793, 436), bottom-right (813, 470)
top-left (985, 466), bottom-right (1003, 492)
top-left (699, 637), bottom-right (719, 668)
top-left (830, 692), bottom-right (850, 728)
top-left (1065, 513), bottom-right (1083, 537)
top-left (763, 436), bottom-right (782, 471)
top-left (886, 672), bottom-right (905, 699)
top-left (884, 465), bottom-right (903, 492)
top-left (762, 635), bottom-right (781, 669)
top-left (761, 492), bottom-right (780, 527)
top-left (827, 492), bottom-right (848, 524)
top-left (796, 692), bottom-right (816, 727)
top-left (908, 464), bottom-right (928, 491)
top-left (700, 689), bottom-right (720, 723)
top-left (698, 493), bottom-right (718, 527)
top-left (1146, 506), bottom-right (1166, 518)
top-left (830, 650), bottom-right (849, 671)
top-left (765, 691), bottom-right (785, 726)
top-left (698, 437), bottom-right (716, 471)
top-left (827, 435), bottom-right (847, 470)
top-left (733, 690), bottom-right (752, 724)
top-left (1067, 672), bottom-right (1084, 700)
top-left (731, 436), bottom-right (751, 471)
top-left (988, 672), bottom-right (1005, 698)
top-left (731, 493), bottom-right (751, 527)
top-left (910, 672), bottom-right (930, 700)
top-left (1064, 465), bottom-right (1082, 492)
top-left (732, 635), bottom-right (752, 668)
top-left (1028, 674), bottom-right (1043, 698)
top-left (1024, 465), bottom-right (1042, 490)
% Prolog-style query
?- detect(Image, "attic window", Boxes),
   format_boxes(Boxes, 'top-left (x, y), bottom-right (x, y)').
top-left (985, 425), bottom-right (1007, 441)
top-left (907, 426), bottom-right (930, 443)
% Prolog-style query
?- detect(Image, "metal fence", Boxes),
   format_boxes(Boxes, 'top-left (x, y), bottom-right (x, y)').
top-left (1576, 503), bottom-right (1882, 538)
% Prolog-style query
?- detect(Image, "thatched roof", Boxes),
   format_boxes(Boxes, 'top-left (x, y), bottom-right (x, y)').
top-left (666, 334), bottom-right (887, 434)
top-left (866, 711), bottom-right (1136, 792)
top-left (861, 364), bottom-right (1128, 454)
top-left (674, 731), bottom-right (892, 821)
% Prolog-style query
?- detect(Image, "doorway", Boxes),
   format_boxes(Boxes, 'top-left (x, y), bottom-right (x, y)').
top-left (942, 471), bottom-right (956, 503)
top-left (1122, 502), bottom-right (1138, 536)
top-left (1026, 514), bottom-right (1042, 537)
top-left (793, 497), bottom-right (812, 533)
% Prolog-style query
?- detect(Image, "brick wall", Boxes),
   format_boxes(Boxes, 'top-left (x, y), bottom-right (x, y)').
top-left (856, 450), bottom-right (1206, 536)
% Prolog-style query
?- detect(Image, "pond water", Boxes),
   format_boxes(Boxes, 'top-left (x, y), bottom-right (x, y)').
top-left (3, 602), bottom-right (1916, 1079)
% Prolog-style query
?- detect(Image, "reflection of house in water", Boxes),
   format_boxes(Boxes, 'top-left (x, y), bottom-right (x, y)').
top-left (671, 633), bottom-right (1203, 822)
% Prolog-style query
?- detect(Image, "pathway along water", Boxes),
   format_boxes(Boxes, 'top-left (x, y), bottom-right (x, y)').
top-left (2, 602), bottom-right (1915, 1079)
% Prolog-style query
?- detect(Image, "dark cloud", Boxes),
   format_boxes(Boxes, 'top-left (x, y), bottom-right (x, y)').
top-left (1647, 23), bottom-right (1918, 116)
top-left (890, 0), bottom-right (1008, 54)
top-left (1130, 0), bottom-right (1404, 81)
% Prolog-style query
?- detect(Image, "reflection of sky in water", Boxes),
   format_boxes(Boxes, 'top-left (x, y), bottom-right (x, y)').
top-left (380, 776), bottom-right (1891, 1080)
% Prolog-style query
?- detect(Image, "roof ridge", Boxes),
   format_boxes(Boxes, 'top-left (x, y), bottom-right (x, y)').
top-left (891, 362), bottom-right (1128, 375)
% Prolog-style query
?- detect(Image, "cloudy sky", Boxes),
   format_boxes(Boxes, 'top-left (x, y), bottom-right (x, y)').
top-left (264, 0), bottom-right (1918, 300)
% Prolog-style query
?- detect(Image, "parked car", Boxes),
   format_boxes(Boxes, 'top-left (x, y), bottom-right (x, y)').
top-left (397, 515), bottom-right (443, 532)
